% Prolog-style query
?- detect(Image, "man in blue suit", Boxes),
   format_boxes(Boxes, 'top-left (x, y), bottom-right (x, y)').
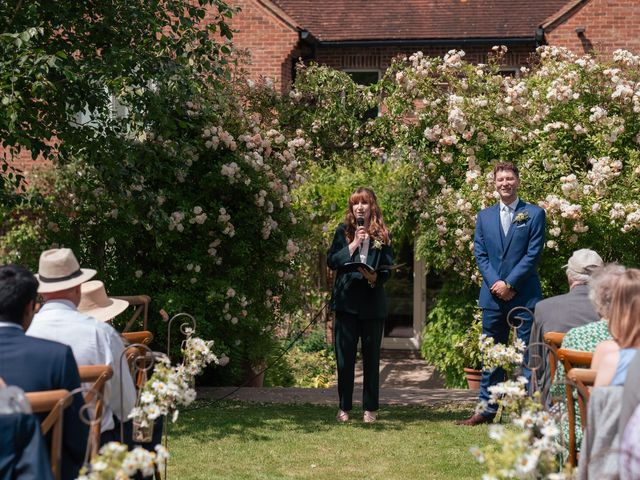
top-left (459, 161), bottom-right (545, 425)
top-left (0, 264), bottom-right (88, 479)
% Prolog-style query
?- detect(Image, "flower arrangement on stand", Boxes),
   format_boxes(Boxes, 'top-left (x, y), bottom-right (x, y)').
top-left (77, 442), bottom-right (169, 480)
top-left (78, 330), bottom-right (226, 479)
top-left (471, 378), bottom-right (573, 480)
top-left (471, 338), bottom-right (573, 479)
top-left (129, 329), bottom-right (228, 439)
top-left (479, 335), bottom-right (526, 374)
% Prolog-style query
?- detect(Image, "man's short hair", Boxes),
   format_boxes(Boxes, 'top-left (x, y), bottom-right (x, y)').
top-left (493, 161), bottom-right (519, 179)
top-left (0, 265), bottom-right (39, 324)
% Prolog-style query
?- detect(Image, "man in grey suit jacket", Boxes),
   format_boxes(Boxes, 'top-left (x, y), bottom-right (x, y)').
top-left (529, 248), bottom-right (603, 400)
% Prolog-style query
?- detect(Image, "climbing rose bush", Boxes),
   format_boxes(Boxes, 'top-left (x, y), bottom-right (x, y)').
top-left (289, 46), bottom-right (640, 296)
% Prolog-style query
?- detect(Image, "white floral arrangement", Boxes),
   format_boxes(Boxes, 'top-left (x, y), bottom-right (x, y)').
top-left (181, 327), bottom-right (227, 377)
top-left (479, 334), bottom-right (525, 372)
top-left (77, 442), bottom-right (168, 479)
top-left (129, 330), bottom-right (228, 428)
top-left (471, 337), bottom-right (573, 479)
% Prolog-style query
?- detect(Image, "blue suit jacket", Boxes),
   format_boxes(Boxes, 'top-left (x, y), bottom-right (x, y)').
top-left (0, 327), bottom-right (88, 480)
top-left (0, 413), bottom-right (53, 480)
top-left (474, 199), bottom-right (545, 310)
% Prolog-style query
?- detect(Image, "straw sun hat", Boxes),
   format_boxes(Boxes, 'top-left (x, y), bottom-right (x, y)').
top-left (36, 248), bottom-right (97, 293)
top-left (78, 280), bottom-right (129, 323)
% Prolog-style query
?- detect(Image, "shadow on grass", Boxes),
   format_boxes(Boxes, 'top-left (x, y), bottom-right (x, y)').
top-left (170, 401), bottom-right (476, 443)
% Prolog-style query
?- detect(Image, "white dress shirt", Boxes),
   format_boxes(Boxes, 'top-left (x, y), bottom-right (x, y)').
top-left (0, 321), bottom-right (22, 330)
top-left (27, 299), bottom-right (136, 432)
top-left (359, 235), bottom-right (370, 263)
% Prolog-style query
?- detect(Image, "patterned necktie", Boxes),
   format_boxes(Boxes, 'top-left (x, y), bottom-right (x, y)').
top-left (501, 205), bottom-right (511, 236)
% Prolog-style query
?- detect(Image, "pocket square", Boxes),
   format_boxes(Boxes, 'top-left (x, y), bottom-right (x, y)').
top-left (516, 224), bottom-right (527, 229)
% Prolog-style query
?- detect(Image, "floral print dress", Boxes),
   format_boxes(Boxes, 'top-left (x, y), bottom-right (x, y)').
top-left (550, 319), bottom-right (612, 451)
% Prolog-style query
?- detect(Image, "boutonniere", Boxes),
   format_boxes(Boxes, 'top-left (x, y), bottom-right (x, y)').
top-left (513, 211), bottom-right (529, 224)
top-left (373, 239), bottom-right (383, 250)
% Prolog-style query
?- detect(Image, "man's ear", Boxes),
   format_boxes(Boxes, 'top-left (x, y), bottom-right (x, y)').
top-left (22, 300), bottom-right (36, 331)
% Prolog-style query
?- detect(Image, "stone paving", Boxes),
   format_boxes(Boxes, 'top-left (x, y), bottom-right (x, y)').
top-left (198, 357), bottom-right (478, 407)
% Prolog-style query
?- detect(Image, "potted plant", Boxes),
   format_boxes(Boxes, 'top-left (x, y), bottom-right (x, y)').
top-left (458, 311), bottom-right (483, 390)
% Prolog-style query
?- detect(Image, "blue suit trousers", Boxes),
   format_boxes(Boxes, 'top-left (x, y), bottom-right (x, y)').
top-left (479, 307), bottom-right (534, 417)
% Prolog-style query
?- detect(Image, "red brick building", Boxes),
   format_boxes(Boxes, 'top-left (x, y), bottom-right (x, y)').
top-left (543, 0), bottom-right (640, 56)
top-left (230, 0), bottom-right (640, 91)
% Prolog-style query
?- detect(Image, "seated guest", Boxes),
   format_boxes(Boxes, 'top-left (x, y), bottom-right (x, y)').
top-left (592, 268), bottom-right (640, 387)
top-left (77, 280), bottom-right (130, 324)
top-left (530, 248), bottom-right (603, 397)
top-left (0, 378), bottom-right (53, 480)
top-left (551, 263), bottom-right (626, 396)
top-left (0, 264), bottom-right (88, 480)
top-left (551, 264), bottom-right (625, 450)
top-left (27, 249), bottom-right (136, 444)
top-left (620, 351), bottom-right (640, 480)
top-left (620, 401), bottom-right (640, 480)
top-left (619, 350), bottom-right (640, 441)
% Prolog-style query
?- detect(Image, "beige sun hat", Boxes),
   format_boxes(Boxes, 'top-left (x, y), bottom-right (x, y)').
top-left (78, 280), bottom-right (129, 322)
top-left (36, 248), bottom-right (97, 293)
top-left (564, 248), bottom-right (604, 275)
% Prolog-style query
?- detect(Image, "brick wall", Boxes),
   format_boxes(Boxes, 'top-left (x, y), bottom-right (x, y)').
top-left (226, 0), bottom-right (301, 90)
top-left (1, 146), bottom-right (52, 179)
top-left (545, 0), bottom-right (640, 56)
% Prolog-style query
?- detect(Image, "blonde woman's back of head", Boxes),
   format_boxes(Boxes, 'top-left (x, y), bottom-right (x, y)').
top-left (608, 268), bottom-right (640, 348)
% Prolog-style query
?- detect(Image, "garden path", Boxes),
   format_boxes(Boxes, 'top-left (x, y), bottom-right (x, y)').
top-left (198, 355), bottom-right (477, 406)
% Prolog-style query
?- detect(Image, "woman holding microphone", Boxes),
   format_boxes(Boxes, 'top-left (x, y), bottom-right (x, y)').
top-left (327, 187), bottom-right (394, 423)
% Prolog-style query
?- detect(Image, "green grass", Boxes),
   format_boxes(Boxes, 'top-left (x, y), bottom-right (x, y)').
top-left (166, 401), bottom-right (489, 479)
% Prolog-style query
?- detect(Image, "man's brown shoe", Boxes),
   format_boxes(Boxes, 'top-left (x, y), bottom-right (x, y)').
top-left (456, 413), bottom-right (493, 426)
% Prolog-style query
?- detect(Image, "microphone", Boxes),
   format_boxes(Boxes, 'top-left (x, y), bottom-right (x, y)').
top-left (356, 217), bottom-right (365, 227)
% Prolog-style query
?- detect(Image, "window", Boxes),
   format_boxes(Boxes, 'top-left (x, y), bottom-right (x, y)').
top-left (344, 70), bottom-right (380, 119)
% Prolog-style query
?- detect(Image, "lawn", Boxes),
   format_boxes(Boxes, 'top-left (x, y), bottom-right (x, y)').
top-left (166, 401), bottom-right (489, 479)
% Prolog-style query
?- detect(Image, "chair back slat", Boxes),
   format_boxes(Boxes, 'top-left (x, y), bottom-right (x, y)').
top-left (79, 365), bottom-right (114, 459)
top-left (558, 348), bottom-right (593, 371)
top-left (112, 295), bottom-right (151, 332)
top-left (26, 389), bottom-right (72, 480)
top-left (543, 331), bottom-right (565, 380)
top-left (122, 330), bottom-right (154, 346)
top-left (567, 367), bottom-right (596, 424)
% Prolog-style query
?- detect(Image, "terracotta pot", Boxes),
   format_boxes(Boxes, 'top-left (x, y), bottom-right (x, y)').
top-left (463, 367), bottom-right (482, 391)
top-left (242, 362), bottom-right (266, 387)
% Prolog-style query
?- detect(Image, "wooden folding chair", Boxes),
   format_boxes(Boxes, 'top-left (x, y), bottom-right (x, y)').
top-left (26, 389), bottom-right (72, 480)
top-left (112, 294), bottom-right (151, 332)
top-left (557, 349), bottom-right (593, 466)
top-left (79, 365), bottom-right (113, 459)
top-left (566, 368), bottom-right (596, 427)
top-left (543, 331), bottom-right (565, 381)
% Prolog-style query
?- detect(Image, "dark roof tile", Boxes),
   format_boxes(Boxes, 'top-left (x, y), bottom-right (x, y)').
top-left (268, 0), bottom-right (571, 41)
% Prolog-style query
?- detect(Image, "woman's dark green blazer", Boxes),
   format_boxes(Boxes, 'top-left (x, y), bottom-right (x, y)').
top-left (327, 223), bottom-right (394, 319)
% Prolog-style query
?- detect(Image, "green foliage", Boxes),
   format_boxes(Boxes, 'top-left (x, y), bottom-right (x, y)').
top-left (171, 402), bottom-right (487, 479)
top-left (264, 324), bottom-right (335, 388)
top-left (421, 283), bottom-right (479, 388)
top-left (281, 346), bottom-right (335, 388)
top-left (0, 1), bottom-right (315, 384)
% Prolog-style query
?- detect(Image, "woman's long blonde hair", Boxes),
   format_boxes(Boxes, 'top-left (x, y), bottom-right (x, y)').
top-left (608, 268), bottom-right (640, 348)
top-left (343, 187), bottom-right (390, 245)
